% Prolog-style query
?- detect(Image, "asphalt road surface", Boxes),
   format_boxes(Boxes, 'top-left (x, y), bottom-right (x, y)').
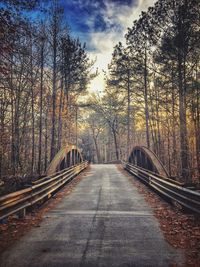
top-left (0, 165), bottom-right (183, 267)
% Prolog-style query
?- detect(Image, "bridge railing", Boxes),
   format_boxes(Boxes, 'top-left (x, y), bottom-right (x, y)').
top-left (0, 161), bottom-right (88, 221)
top-left (122, 161), bottom-right (200, 214)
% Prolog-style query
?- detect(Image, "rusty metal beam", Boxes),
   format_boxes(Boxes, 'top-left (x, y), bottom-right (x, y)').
top-left (128, 146), bottom-right (169, 177)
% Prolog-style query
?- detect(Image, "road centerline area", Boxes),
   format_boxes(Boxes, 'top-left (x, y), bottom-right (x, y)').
top-left (0, 165), bottom-right (184, 267)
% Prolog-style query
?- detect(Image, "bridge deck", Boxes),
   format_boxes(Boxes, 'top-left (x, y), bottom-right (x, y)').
top-left (0, 165), bottom-right (183, 267)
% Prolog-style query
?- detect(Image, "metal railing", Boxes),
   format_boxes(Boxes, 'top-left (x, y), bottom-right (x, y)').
top-left (122, 161), bottom-right (200, 214)
top-left (0, 161), bottom-right (88, 221)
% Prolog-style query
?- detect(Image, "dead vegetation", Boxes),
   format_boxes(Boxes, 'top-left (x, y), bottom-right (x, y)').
top-left (0, 168), bottom-right (89, 255)
top-left (118, 165), bottom-right (200, 267)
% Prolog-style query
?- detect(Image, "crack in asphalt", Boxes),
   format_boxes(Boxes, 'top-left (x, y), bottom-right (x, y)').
top-left (80, 186), bottom-right (103, 267)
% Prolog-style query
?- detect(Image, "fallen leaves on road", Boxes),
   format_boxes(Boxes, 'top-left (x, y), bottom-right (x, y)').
top-left (0, 167), bottom-right (90, 255)
top-left (118, 165), bottom-right (200, 267)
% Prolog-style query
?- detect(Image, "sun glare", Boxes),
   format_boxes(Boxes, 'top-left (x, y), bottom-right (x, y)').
top-left (89, 72), bottom-right (105, 93)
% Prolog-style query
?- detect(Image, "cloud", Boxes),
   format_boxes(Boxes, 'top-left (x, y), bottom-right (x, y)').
top-left (62, 0), bottom-right (156, 92)
top-left (84, 0), bottom-right (156, 92)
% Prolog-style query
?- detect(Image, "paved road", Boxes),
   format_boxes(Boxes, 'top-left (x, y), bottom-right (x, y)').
top-left (0, 165), bottom-right (183, 267)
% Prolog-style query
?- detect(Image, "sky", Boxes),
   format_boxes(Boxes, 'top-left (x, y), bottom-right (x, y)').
top-left (61, 0), bottom-right (156, 93)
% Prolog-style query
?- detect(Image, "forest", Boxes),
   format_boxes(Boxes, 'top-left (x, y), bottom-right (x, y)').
top-left (0, 0), bottom-right (200, 185)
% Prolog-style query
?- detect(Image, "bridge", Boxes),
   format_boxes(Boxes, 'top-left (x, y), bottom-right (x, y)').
top-left (0, 146), bottom-right (200, 266)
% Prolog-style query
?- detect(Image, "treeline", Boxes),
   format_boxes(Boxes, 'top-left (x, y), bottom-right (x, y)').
top-left (0, 0), bottom-right (93, 176)
top-left (86, 0), bottom-right (200, 183)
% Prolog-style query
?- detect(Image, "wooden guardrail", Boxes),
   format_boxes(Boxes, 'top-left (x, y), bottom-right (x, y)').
top-left (122, 161), bottom-right (200, 214)
top-left (0, 161), bottom-right (88, 221)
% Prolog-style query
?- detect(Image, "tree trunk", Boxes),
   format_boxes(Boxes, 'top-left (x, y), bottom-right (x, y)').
top-left (113, 128), bottom-right (119, 160)
top-left (178, 52), bottom-right (190, 182)
top-left (171, 71), bottom-right (177, 175)
top-left (38, 39), bottom-right (44, 174)
top-left (127, 69), bottom-right (131, 159)
top-left (144, 47), bottom-right (150, 148)
top-left (50, 9), bottom-right (59, 161)
top-left (57, 82), bottom-right (64, 151)
top-left (44, 104), bottom-right (49, 171)
top-left (94, 138), bottom-right (101, 163)
top-left (10, 61), bottom-right (15, 174)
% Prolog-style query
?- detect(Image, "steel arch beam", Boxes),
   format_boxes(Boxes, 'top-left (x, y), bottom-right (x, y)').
top-left (47, 145), bottom-right (83, 175)
top-left (128, 146), bottom-right (169, 177)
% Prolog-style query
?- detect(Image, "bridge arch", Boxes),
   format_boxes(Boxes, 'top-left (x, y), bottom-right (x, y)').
top-left (47, 145), bottom-right (83, 175)
top-left (128, 146), bottom-right (169, 177)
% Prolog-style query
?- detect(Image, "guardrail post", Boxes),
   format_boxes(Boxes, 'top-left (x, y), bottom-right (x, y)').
top-left (18, 208), bottom-right (26, 219)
